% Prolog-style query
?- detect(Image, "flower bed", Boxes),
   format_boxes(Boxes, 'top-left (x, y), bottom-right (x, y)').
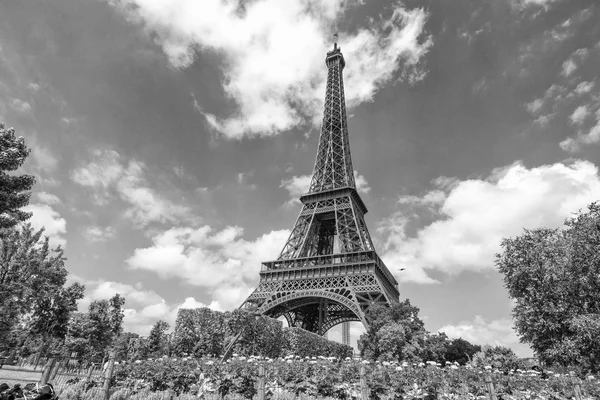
top-left (63, 356), bottom-right (600, 400)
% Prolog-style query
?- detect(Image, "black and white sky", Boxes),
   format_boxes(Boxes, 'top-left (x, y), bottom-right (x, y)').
top-left (1, 0), bottom-right (600, 356)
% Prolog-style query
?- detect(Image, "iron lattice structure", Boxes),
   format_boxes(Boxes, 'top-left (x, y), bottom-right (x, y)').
top-left (241, 43), bottom-right (399, 336)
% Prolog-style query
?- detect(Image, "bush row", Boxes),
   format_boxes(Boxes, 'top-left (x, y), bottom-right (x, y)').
top-left (170, 308), bottom-right (352, 359)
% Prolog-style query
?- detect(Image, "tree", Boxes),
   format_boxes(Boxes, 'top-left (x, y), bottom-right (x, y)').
top-left (146, 320), bottom-right (170, 357)
top-left (113, 332), bottom-right (140, 361)
top-left (420, 332), bottom-right (450, 364)
top-left (444, 338), bottom-right (481, 365)
top-left (25, 282), bottom-right (85, 355)
top-left (0, 123), bottom-right (35, 229)
top-left (496, 202), bottom-right (600, 372)
top-left (358, 299), bottom-right (427, 362)
top-left (471, 345), bottom-right (521, 370)
top-left (86, 294), bottom-right (126, 360)
top-left (0, 224), bottom-right (76, 351)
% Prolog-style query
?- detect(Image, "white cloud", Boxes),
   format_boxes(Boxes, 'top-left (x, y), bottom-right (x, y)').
top-left (36, 192), bottom-right (61, 205)
top-left (438, 315), bottom-right (532, 357)
top-left (379, 160), bottom-right (600, 284)
top-left (569, 105), bottom-right (590, 125)
top-left (71, 150), bottom-right (192, 227)
top-left (525, 98), bottom-right (543, 114)
top-left (10, 98), bottom-right (32, 114)
top-left (22, 203), bottom-right (67, 247)
top-left (574, 81), bottom-right (595, 95)
top-left (84, 225), bottom-right (117, 242)
top-left (561, 109), bottom-right (600, 152)
top-left (127, 226), bottom-right (290, 309)
top-left (561, 48), bottom-right (588, 77)
top-left (561, 58), bottom-right (577, 77)
top-left (110, 0), bottom-right (432, 139)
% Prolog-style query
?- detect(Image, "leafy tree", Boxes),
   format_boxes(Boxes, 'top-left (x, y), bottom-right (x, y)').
top-left (25, 282), bottom-right (85, 355)
top-left (113, 331), bottom-right (140, 361)
top-left (444, 337), bottom-right (481, 365)
top-left (0, 224), bottom-right (76, 351)
top-left (496, 203), bottom-right (600, 372)
top-left (420, 332), bottom-right (450, 364)
top-left (0, 123), bottom-right (35, 229)
top-left (172, 308), bottom-right (227, 357)
top-left (358, 299), bottom-right (427, 362)
top-left (471, 345), bottom-right (521, 370)
top-left (64, 313), bottom-right (92, 361)
top-left (146, 320), bottom-right (170, 357)
top-left (86, 294), bottom-right (126, 360)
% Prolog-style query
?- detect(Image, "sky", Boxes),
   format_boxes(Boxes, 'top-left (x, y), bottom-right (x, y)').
top-left (1, 0), bottom-right (599, 357)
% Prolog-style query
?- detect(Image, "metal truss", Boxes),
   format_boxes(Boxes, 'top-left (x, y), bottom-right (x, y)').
top-left (240, 43), bottom-right (399, 337)
top-left (308, 46), bottom-right (355, 194)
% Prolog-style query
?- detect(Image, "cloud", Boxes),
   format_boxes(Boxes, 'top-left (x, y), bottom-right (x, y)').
top-left (22, 203), bottom-right (67, 247)
top-left (36, 192), bottom-right (61, 205)
top-left (84, 225), bottom-right (117, 242)
top-left (511, 0), bottom-right (562, 11)
top-left (71, 150), bottom-right (192, 227)
top-left (569, 105), bottom-right (589, 125)
top-left (10, 98), bottom-right (32, 114)
top-left (379, 160), bottom-right (600, 284)
top-left (127, 226), bottom-right (290, 309)
top-left (561, 48), bottom-right (588, 77)
top-left (439, 315), bottom-right (532, 357)
top-left (574, 81), bottom-right (595, 95)
top-left (110, 0), bottom-right (432, 138)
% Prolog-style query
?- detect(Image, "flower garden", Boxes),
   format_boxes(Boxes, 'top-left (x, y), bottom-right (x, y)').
top-left (56, 355), bottom-right (600, 400)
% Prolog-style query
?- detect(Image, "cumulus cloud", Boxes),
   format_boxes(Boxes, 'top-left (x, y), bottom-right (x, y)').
top-left (439, 315), bottom-right (532, 357)
top-left (109, 0), bottom-right (432, 139)
top-left (23, 203), bottom-right (67, 247)
top-left (71, 150), bottom-right (192, 227)
top-left (127, 226), bottom-right (289, 309)
top-left (380, 160), bottom-right (600, 284)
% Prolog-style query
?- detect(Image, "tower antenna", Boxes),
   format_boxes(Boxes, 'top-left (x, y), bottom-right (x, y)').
top-left (334, 32), bottom-right (338, 50)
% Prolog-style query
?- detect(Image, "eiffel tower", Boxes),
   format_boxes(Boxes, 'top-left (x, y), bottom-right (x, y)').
top-left (241, 40), bottom-right (399, 336)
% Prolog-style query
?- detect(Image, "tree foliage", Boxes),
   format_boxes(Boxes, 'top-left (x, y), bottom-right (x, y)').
top-left (0, 123), bottom-right (35, 229)
top-left (0, 224), bottom-right (80, 351)
top-left (444, 337), bottom-right (481, 365)
top-left (147, 320), bottom-right (170, 357)
top-left (358, 299), bottom-right (427, 362)
top-left (496, 202), bottom-right (600, 372)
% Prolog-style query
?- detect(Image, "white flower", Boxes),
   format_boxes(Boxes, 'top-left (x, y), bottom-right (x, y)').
top-left (418, 363), bottom-right (425, 367)
top-left (286, 360), bottom-right (293, 364)
top-left (395, 367), bottom-right (403, 371)
top-left (587, 375), bottom-right (595, 380)
top-left (484, 365), bottom-right (492, 370)
top-left (135, 360), bottom-right (141, 364)
top-left (206, 361), bottom-right (214, 366)
top-left (450, 365), bottom-right (459, 370)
